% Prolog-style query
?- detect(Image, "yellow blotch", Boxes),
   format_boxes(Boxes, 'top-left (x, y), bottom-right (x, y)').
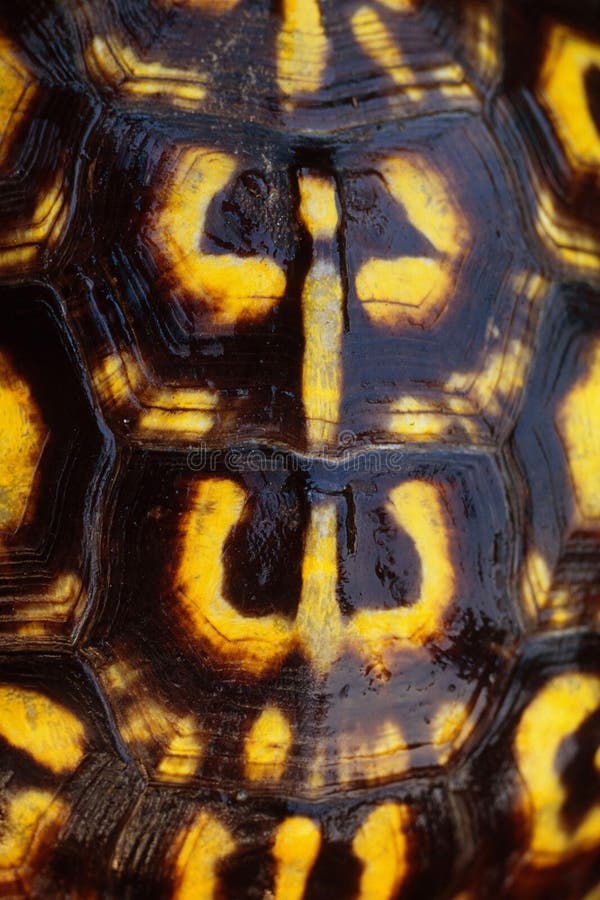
top-left (13, 572), bottom-right (87, 636)
top-left (177, 478), bottom-right (294, 675)
top-left (244, 707), bottom-right (292, 783)
top-left (351, 6), bottom-right (419, 92)
top-left (348, 480), bottom-right (455, 662)
top-left (272, 817), bottom-right (321, 900)
top-left (298, 171), bottom-right (339, 239)
top-left (539, 24), bottom-right (600, 170)
top-left (356, 155), bottom-right (469, 328)
top-left (0, 173), bottom-right (67, 271)
top-left (0, 354), bottom-right (45, 534)
top-left (295, 498), bottom-right (344, 675)
top-left (164, 0), bottom-right (241, 9)
top-left (337, 721), bottom-right (409, 786)
top-left (515, 672), bottom-right (600, 862)
top-left (156, 717), bottom-right (203, 782)
top-left (520, 548), bottom-right (552, 621)
top-left (86, 36), bottom-right (206, 108)
top-left (0, 789), bottom-right (67, 874)
top-left (0, 686), bottom-right (85, 775)
top-left (94, 352), bottom-right (217, 438)
top-left (173, 811), bottom-right (235, 900)
top-left (556, 339), bottom-right (600, 525)
top-left (375, 0), bottom-right (415, 10)
top-left (277, 0), bottom-right (329, 97)
top-left (535, 182), bottom-right (600, 273)
top-left (0, 36), bottom-right (35, 168)
top-left (298, 172), bottom-right (344, 449)
top-left (153, 148), bottom-right (285, 328)
top-left (353, 802), bottom-right (409, 900)
top-left (431, 700), bottom-right (471, 764)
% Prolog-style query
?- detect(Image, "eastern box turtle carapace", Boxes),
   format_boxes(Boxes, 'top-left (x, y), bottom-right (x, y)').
top-left (0, 0), bottom-right (599, 897)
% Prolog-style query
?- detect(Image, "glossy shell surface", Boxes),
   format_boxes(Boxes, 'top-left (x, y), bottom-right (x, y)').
top-left (0, 0), bottom-right (600, 897)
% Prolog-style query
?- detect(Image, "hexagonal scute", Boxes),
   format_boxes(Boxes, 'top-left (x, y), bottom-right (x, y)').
top-left (84, 448), bottom-right (518, 793)
top-left (513, 285), bottom-right (600, 633)
top-left (0, 653), bottom-right (139, 897)
top-left (65, 108), bottom-right (545, 454)
top-left (0, 286), bottom-right (111, 642)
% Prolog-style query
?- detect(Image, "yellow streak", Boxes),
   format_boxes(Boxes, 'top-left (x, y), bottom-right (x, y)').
top-left (156, 717), bottom-right (203, 782)
top-left (348, 480), bottom-right (455, 662)
top-left (0, 790), bottom-right (67, 873)
top-left (0, 36), bottom-right (35, 168)
top-left (556, 339), bottom-right (600, 524)
top-left (0, 353), bottom-right (45, 534)
top-left (353, 802), bottom-right (409, 900)
top-left (539, 24), bottom-right (600, 169)
top-left (337, 721), bottom-right (408, 785)
top-left (166, 0), bottom-right (241, 8)
top-left (298, 172), bottom-right (339, 239)
top-left (87, 36), bottom-right (206, 108)
top-left (515, 672), bottom-right (600, 861)
top-left (277, 0), bottom-right (328, 97)
top-left (177, 479), bottom-right (294, 675)
top-left (13, 572), bottom-right (87, 636)
top-left (273, 817), bottom-right (321, 900)
top-left (0, 686), bottom-right (85, 774)
top-left (244, 707), bottom-right (292, 782)
top-left (0, 174), bottom-right (66, 271)
top-left (351, 6), bottom-right (419, 91)
top-left (298, 173), bottom-right (343, 448)
top-left (94, 352), bottom-right (217, 438)
top-left (431, 700), bottom-right (471, 764)
top-left (296, 499), bottom-right (344, 675)
top-left (153, 148), bottom-right (285, 328)
top-left (173, 811), bottom-right (235, 900)
top-left (356, 155), bottom-right (469, 327)
top-left (535, 183), bottom-right (600, 273)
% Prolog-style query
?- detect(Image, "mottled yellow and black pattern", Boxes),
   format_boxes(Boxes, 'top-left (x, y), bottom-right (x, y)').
top-left (0, 0), bottom-right (599, 897)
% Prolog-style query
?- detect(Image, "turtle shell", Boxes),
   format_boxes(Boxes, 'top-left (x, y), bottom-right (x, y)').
top-left (0, 0), bottom-right (599, 897)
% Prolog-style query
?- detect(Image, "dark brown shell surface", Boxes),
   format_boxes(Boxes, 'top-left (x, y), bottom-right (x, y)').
top-left (0, 0), bottom-right (600, 897)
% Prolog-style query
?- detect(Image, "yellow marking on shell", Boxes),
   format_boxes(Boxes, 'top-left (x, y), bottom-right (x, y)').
top-left (556, 339), bottom-right (600, 525)
top-left (535, 182), bottom-right (600, 273)
top-left (155, 717), bottom-right (203, 782)
top-left (0, 790), bottom-right (68, 875)
top-left (0, 686), bottom-right (85, 775)
top-left (539, 25), bottom-right (600, 170)
top-left (277, 0), bottom-right (329, 98)
top-left (351, 6), bottom-right (419, 92)
top-left (520, 548), bottom-right (552, 621)
top-left (86, 36), bottom-right (206, 108)
top-left (298, 172), bottom-right (339, 239)
top-left (164, 0), bottom-right (241, 9)
top-left (99, 659), bottom-right (203, 779)
top-left (348, 480), bottom-right (455, 662)
top-left (0, 354), bottom-right (45, 534)
top-left (173, 811), bottom-right (235, 900)
top-left (353, 802), bottom-right (409, 900)
top-left (375, 0), bottom-right (415, 10)
top-left (0, 36), bottom-right (35, 169)
top-left (0, 173), bottom-right (67, 271)
top-left (432, 700), bottom-right (471, 764)
top-left (337, 722), bottom-right (409, 786)
top-left (244, 707), bottom-right (293, 782)
top-left (94, 353), bottom-right (217, 438)
top-left (298, 172), bottom-right (343, 449)
top-left (356, 155), bottom-right (469, 328)
top-left (295, 498), bottom-right (344, 675)
top-left (272, 817), bottom-right (321, 900)
top-left (177, 479), bottom-right (294, 675)
top-left (515, 672), bottom-right (600, 862)
top-left (153, 148), bottom-right (285, 328)
top-left (13, 573), bottom-right (87, 636)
